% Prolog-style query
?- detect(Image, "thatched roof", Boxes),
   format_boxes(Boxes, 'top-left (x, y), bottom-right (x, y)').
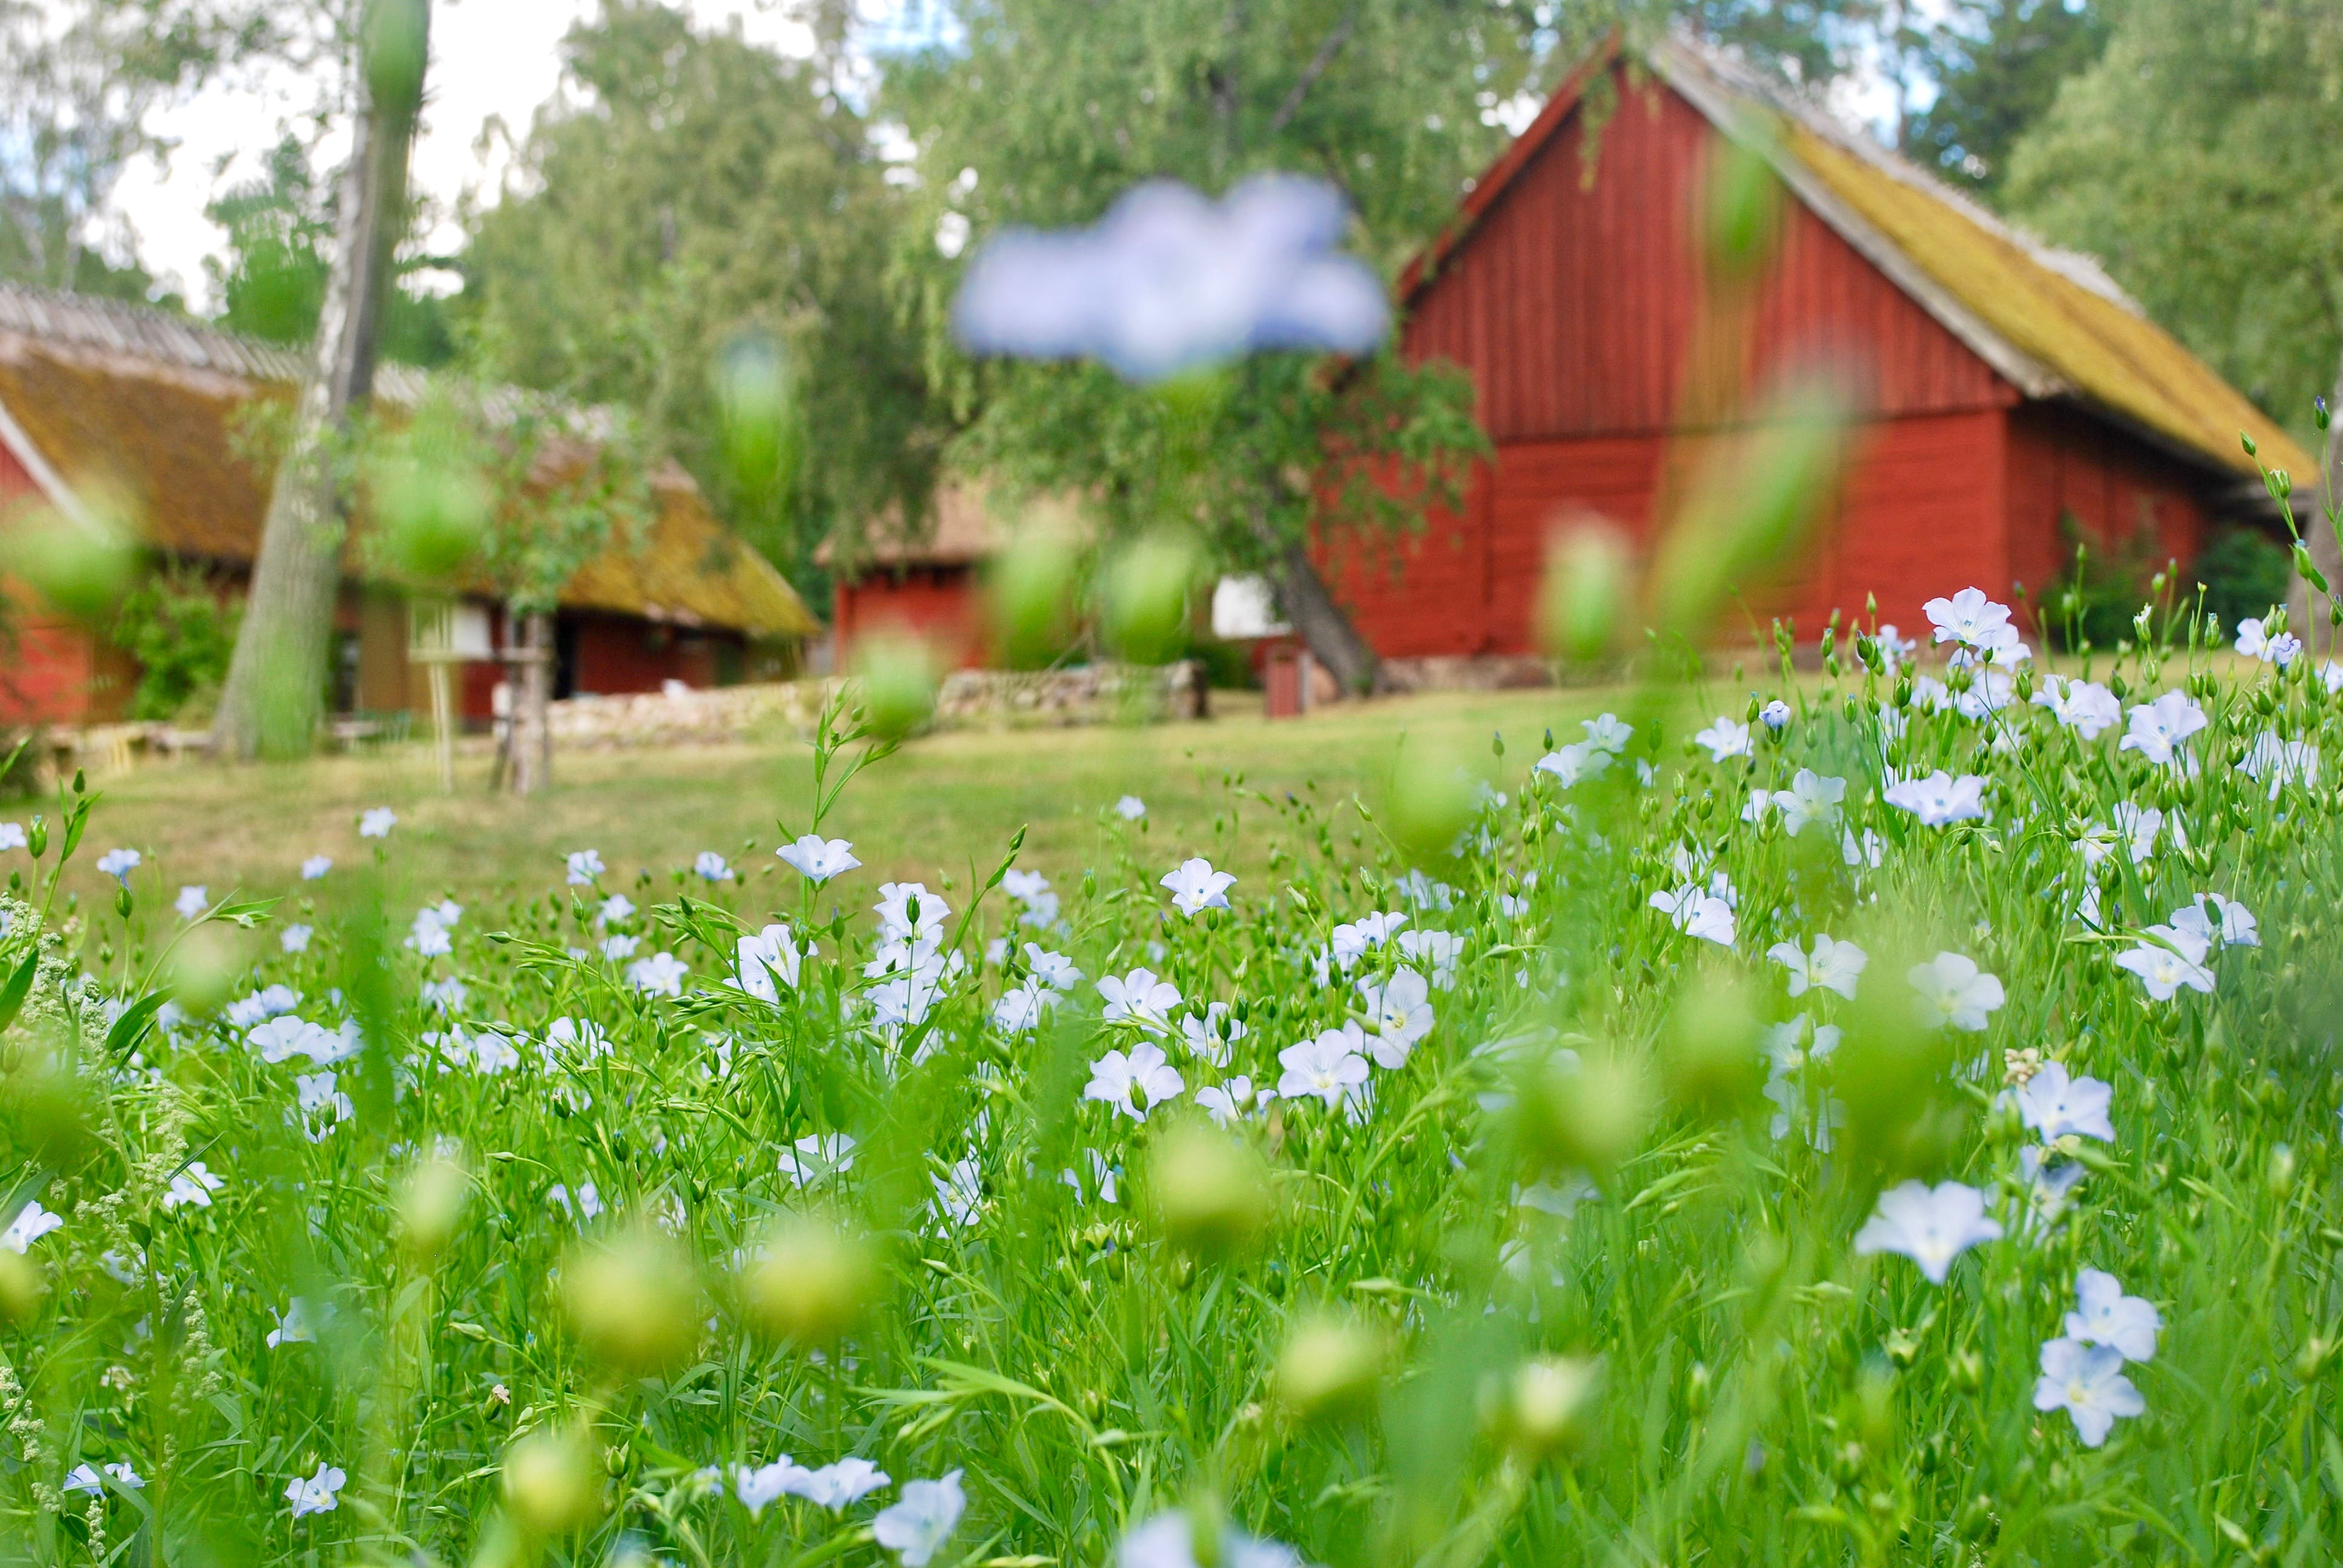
top-left (0, 284), bottom-right (818, 639)
top-left (1403, 36), bottom-right (2318, 486)
top-left (822, 481), bottom-right (1090, 572)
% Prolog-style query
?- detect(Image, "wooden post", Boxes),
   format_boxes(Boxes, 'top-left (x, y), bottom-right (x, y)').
top-left (406, 598), bottom-right (459, 794)
top-left (503, 610), bottom-right (554, 796)
top-left (212, 0), bottom-right (432, 760)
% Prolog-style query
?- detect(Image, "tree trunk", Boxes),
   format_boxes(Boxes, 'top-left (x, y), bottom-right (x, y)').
top-left (212, 1), bottom-right (429, 760)
top-left (1273, 540), bottom-right (1380, 697)
top-left (2290, 349), bottom-right (2343, 659)
top-left (509, 611), bottom-right (554, 796)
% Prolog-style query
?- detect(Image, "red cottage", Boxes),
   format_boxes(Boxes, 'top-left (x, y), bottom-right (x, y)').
top-left (1320, 41), bottom-right (2315, 679)
top-left (828, 485), bottom-right (1087, 669)
top-left (0, 286), bottom-right (819, 729)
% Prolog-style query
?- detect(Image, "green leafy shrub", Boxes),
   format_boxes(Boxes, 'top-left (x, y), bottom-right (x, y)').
top-left (2195, 525), bottom-right (2292, 634)
top-left (110, 565), bottom-right (242, 723)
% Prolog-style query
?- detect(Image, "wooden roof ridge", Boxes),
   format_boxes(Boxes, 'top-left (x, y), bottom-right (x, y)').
top-left (1395, 33), bottom-right (2317, 485)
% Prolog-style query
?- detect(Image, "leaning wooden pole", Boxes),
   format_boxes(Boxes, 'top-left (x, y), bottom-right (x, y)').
top-left (213, 0), bottom-right (431, 760)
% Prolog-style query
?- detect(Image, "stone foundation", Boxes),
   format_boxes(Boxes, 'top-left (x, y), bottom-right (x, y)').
top-left (545, 661), bottom-right (1208, 750)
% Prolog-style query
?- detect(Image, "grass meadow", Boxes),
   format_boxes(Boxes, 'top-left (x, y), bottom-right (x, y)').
top-left (5, 624), bottom-right (2343, 1568)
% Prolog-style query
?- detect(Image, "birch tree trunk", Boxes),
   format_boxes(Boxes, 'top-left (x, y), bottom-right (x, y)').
top-left (2289, 351), bottom-right (2343, 661)
top-left (213, 1), bottom-right (430, 760)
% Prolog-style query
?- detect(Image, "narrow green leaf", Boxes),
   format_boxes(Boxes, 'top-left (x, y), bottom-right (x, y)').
top-left (0, 952), bottom-right (39, 1036)
top-left (103, 991), bottom-right (168, 1056)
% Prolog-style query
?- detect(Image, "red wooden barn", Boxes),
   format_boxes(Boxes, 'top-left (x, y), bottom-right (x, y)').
top-left (0, 285), bottom-right (818, 729)
top-left (1321, 39), bottom-right (2315, 680)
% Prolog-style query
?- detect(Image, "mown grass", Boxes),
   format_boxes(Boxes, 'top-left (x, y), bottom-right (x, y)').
top-left (62, 688), bottom-right (1614, 903)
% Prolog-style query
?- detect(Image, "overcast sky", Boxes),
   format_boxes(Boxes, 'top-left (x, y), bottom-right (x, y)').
top-left (99, 0), bottom-right (1930, 312)
top-left (104, 0), bottom-right (954, 307)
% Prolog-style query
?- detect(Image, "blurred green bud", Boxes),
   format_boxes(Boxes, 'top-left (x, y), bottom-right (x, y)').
top-left (2269, 1143), bottom-right (2297, 1199)
top-left (364, 0), bottom-right (429, 113)
top-left (1384, 736), bottom-right (1476, 866)
top-left (1834, 973), bottom-right (1963, 1179)
top-left (373, 458), bottom-right (490, 581)
top-left (1659, 967), bottom-right (1764, 1117)
top-left (160, 925), bottom-right (244, 1016)
top-left (559, 1225), bottom-right (702, 1377)
top-left (985, 534), bottom-right (1080, 668)
top-left (0, 1249), bottom-right (45, 1327)
top-left (4, 1051), bottom-right (97, 1170)
top-left (3, 505), bottom-right (134, 622)
top-left (853, 634), bottom-right (939, 742)
top-left (1653, 383), bottom-right (1850, 645)
top-left (1273, 1312), bottom-right (1385, 1423)
top-left (502, 1426), bottom-right (604, 1538)
top-left (25, 818), bottom-right (44, 859)
top-left (1147, 1124), bottom-right (1271, 1261)
top-left (1103, 533), bottom-right (1199, 665)
top-left (1504, 1355), bottom-right (1601, 1462)
top-left (1514, 1045), bottom-right (1651, 1178)
top-left (398, 1152), bottom-right (473, 1261)
top-left (738, 1212), bottom-right (877, 1350)
top-left (1538, 523), bottom-right (1632, 665)
top-left (714, 331), bottom-right (804, 508)
top-left (1704, 132), bottom-right (1783, 281)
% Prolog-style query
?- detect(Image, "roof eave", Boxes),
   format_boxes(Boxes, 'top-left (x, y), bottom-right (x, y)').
top-left (0, 385), bottom-right (95, 527)
top-left (1645, 43), bottom-right (2067, 403)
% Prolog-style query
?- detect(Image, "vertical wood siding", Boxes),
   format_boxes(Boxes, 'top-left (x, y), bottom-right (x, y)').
top-left (0, 435), bottom-right (101, 725)
top-left (1324, 64), bottom-right (2227, 662)
top-left (2005, 403), bottom-right (2209, 607)
top-left (834, 567), bottom-right (988, 669)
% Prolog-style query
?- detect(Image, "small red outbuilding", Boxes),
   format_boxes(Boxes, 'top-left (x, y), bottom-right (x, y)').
top-left (1320, 40), bottom-right (2315, 676)
top-left (0, 285), bottom-right (819, 728)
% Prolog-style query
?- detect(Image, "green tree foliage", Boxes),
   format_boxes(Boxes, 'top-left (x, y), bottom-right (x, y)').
top-left (110, 563), bottom-right (242, 721)
top-left (1679, 0), bottom-right (1883, 91)
top-left (883, 0), bottom-right (1580, 681)
top-left (1904, 0), bottom-right (2107, 196)
top-left (2005, 0), bottom-right (2343, 438)
top-left (458, 1), bottom-right (941, 598)
top-left (205, 134), bottom-right (455, 365)
top-left (0, 0), bottom-right (281, 299)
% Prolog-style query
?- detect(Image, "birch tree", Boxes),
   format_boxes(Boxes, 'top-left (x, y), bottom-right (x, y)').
top-left (212, 0), bottom-right (430, 759)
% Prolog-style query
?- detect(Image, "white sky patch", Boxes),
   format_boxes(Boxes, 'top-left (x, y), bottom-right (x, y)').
top-left (94, 0), bottom-right (956, 309)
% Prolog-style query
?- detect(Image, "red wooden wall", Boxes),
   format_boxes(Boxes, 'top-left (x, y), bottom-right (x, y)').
top-left (834, 565), bottom-right (986, 668)
top-left (1323, 64), bottom-right (2225, 659)
top-left (0, 436), bottom-right (109, 726)
top-left (2005, 403), bottom-right (2207, 601)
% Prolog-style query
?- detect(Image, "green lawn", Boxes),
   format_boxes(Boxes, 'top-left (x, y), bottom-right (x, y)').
top-left (49, 687), bottom-right (1620, 908)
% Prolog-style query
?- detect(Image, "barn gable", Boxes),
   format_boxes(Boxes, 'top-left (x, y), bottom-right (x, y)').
top-left (1401, 59), bottom-right (2013, 443)
top-left (1322, 39), bottom-right (2313, 671)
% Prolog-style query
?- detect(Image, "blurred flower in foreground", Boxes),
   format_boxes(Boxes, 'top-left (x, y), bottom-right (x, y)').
top-left (874, 1470), bottom-right (966, 1566)
top-left (1119, 1508), bottom-right (1305, 1568)
top-left (1853, 1180), bottom-right (2002, 1284)
top-left (953, 175), bottom-right (1388, 382)
top-left (2031, 1338), bottom-right (2142, 1448)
